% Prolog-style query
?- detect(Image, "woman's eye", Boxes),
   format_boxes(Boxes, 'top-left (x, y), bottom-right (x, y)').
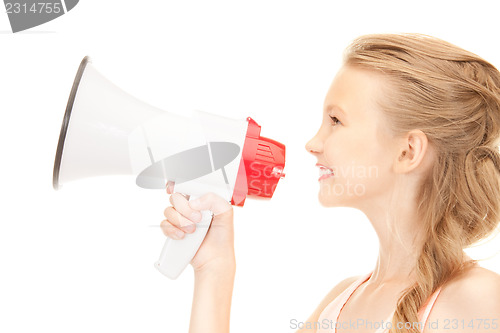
top-left (330, 116), bottom-right (341, 126)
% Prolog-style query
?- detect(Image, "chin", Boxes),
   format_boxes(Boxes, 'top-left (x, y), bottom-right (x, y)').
top-left (318, 185), bottom-right (360, 208)
top-left (318, 192), bottom-right (341, 207)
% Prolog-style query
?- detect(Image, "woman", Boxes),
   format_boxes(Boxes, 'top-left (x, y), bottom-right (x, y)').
top-left (160, 34), bottom-right (500, 333)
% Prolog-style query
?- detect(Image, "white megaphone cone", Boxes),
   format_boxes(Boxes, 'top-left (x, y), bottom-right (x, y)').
top-left (53, 56), bottom-right (286, 279)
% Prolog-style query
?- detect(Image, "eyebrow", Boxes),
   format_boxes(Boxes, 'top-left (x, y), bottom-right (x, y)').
top-left (325, 104), bottom-right (347, 118)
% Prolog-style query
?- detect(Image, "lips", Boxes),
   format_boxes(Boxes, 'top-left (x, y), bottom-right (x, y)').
top-left (316, 163), bottom-right (334, 181)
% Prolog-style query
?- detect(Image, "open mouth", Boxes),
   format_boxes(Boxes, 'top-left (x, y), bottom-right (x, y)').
top-left (317, 164), bottom-right (334, 181)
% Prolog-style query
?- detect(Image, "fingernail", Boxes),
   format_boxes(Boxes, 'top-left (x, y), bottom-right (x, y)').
top-left (166, 181), bottom-right (175, 194)
top-left (180, 219), bottom-right (194, 227)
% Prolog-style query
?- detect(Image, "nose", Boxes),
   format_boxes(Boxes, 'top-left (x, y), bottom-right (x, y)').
top-left (305, 134), bottom-right (322, 155)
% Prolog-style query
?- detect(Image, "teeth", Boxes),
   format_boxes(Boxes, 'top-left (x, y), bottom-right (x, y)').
top-left (319, 167), bottom-right (334, 177)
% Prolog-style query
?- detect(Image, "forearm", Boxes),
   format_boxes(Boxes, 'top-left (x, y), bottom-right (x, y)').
top-left (189, 265), bottom-right (236, 333)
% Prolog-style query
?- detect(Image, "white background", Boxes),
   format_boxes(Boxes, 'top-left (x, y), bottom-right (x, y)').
top-left (1, 1), bottom-right (500, 332)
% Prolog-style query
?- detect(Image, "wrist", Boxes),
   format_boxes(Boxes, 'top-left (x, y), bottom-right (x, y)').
top-left (190, 260), bottom-right (235, 333)
top-left (193, 258), bottom-right (236, 280)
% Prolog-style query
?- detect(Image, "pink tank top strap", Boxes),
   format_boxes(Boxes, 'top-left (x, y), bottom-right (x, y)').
top-left (317, 272), bottom-right (443, 333)
top-left (317, 272), bottom-right (372, 333)
top-left (335, 272), bottom-right (373, 321)
top-left (418, 287), bottom-right (443, 332)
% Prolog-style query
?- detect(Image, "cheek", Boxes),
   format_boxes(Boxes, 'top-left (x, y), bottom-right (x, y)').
top-left (356, 147), bottom-right (394, 193)
top-left (323, 132), bottom-right (391, 182)
top-left (322, 132), bottom-right (368, 165)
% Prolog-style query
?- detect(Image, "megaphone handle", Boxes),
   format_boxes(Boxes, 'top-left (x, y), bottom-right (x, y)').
top-left (154, 195), bottom-right (213, 279)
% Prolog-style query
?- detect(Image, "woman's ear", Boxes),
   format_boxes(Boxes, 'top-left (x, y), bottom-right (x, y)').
top-left (394, 130), bottom-right (433, 174)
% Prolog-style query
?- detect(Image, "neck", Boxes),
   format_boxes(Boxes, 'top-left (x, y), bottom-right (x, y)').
top-left (358, 192), bottom-right (425, 287)
top-left (360, 197), bottom-right (474, 288)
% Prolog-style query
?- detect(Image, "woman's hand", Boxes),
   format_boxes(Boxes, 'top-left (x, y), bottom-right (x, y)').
top-left (161, 184), bottom-right (236, 333)
top-left (161, 184), bottom-right (236, 276)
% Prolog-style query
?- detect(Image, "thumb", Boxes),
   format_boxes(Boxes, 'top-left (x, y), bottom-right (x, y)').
top-left (188, 193), bottom-right (232, 216)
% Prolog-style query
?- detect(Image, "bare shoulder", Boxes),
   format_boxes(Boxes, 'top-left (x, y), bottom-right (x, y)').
top-left (295, 275), bottom-right (361, 333)
top-left (440, 266), bottom-right (500, 306)
top-left (315, 275), bottom-right (362, 313)
top-left (427, 266), bottom-right (500, 333)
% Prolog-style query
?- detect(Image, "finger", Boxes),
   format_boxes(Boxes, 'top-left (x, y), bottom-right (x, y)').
top-left (163, 206), bottom-right (197, 233)
top-left (188, 192), bottom-right (232, 216)
top-left (166, 181), bottom-right (175, 194)
top-left (168, 193), bottom-right (202, 222)
top-left (160, 219), bottom-right (186, 240)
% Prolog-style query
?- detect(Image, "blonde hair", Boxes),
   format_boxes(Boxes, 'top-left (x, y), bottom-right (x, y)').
top-left (343, 33), bottom-right (500, 333)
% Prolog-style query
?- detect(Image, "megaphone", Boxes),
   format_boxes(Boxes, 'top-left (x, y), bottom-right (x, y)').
top-left (53, 56), bottom-right (286, 279)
